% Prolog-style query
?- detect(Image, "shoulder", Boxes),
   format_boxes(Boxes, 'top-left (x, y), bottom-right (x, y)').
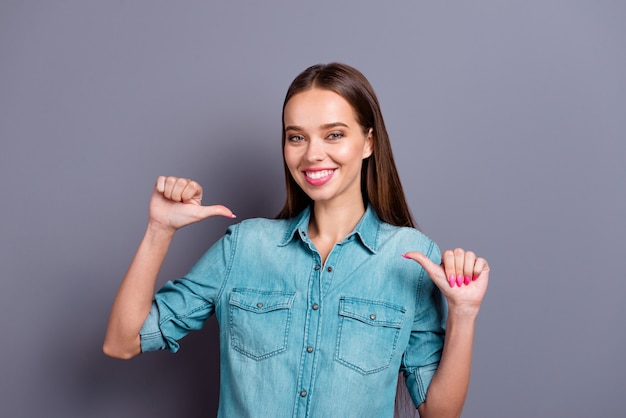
top-left (377, 222), bottom-right (435, 244)
top-left (377, 223), bottom-right (441, 263)
top-left (235, 217), bottom-right (290, 231)
top-left (225, 217), bottom-right (292, 241)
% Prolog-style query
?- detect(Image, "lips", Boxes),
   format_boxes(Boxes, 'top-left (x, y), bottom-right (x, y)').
top-left (303, 168), bottom-right (335, 186)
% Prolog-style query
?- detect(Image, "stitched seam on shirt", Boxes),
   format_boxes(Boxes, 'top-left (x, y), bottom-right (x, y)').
top-left (415, 368), bottom-right (426, 404)
top-left (415, 239), bottom-right (435, 311)
top-left (373, 219), bottom-right (380, 252)
top-left (158, 302), bottom-right (210, 325)
top-left (215, 222), bottom-right (240, 310)
top-left (279, 208), bottom-right (308, 246)
top-left (141, 330), bottom-right (162, 339)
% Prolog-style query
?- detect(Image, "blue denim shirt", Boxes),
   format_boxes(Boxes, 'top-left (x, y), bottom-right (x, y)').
top-left (140, 205), bottom-right (446, 417)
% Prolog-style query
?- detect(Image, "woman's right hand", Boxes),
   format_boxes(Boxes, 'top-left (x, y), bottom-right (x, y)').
top-left (148, 176), bottom-right (235, 232)
top-left (104, 175), bottom-right (233, 359)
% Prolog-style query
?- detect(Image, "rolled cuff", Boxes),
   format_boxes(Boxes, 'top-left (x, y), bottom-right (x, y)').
top-left (139, 303), bottom-right (171, 353)
top-left (405, 362), bottom-right (439, 408)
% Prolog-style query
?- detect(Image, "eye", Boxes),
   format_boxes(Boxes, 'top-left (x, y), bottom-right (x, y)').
top-left (287, 134), bottom-right (305, 143)
top-left (327, 132), bottom-right (344, 140)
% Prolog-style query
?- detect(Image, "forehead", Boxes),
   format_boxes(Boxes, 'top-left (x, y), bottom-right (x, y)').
top-left (284, 88), bottom-right (357, 127)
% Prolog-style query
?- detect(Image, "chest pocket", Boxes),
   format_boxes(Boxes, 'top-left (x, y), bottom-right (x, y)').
top-left (228, 289), bottom-right (295, 361)
top-left (335, 297), bottom-right (406, 374)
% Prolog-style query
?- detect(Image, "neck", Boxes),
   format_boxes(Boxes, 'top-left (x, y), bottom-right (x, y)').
top-left (309, 199), bottom-right (366, 244)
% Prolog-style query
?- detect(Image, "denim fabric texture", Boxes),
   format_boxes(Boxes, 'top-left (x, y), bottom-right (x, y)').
top-left (140, 205), bottom-right (446, 418)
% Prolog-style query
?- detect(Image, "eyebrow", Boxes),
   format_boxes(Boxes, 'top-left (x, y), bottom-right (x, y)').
top-left (284, 122), bottom-right (350, 132)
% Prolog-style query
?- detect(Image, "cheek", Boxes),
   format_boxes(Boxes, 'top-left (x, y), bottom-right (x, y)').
top-left (283, 147), bottom-right (299, 171)
top-left (335, 143), bottom-right (366, 166)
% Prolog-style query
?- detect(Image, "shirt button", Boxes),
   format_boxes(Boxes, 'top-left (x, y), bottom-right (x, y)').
top-left (326, 266), bottom-right (333, 272)
top-left (314, 265), bottom-right (321, 271)
top-left (257, 303), bottom-right (263, 308)
top-left (301, 230), bottom-right (307, 236)
top-left (370, 313), bottom-right (376, 320)
top-left (307, 346), bottom-right (314, 353)
top-left (312, 303), bottom-right (319, 310)
top-left (300, 390), bottom-right (307, 397)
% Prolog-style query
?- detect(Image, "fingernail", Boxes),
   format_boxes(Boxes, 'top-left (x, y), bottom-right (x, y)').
top-left (456, 275), bottom-right (463, 287)
top-left (464, 276), bottom-right (470, 285)
top-left (449, 275), bottom-right (456, 288)
top-left (230, 214), bottom-right (237, 218)
top-left (472, 275), bottom-right (478, 281)
top-left (401, 254), bottom-right (410, 259)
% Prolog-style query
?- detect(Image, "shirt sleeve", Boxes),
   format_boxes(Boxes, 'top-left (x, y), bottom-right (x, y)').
top-left (400, 240), bottom-right (447, 408)
top-left (139, 224), bottom-right (239, 353)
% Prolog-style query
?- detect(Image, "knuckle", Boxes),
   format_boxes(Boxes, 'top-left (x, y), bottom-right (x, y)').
top-left (443, 250), bottom-right (454, 259)
top-left (453, 248), bottom-right (465, 256)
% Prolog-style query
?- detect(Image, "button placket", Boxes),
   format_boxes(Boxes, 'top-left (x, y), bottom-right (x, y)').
top-left (295, 255), bottom-right (323, 415)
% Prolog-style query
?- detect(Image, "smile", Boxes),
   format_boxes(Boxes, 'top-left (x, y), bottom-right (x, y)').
top-left (303, 169), bottom-right (335, 186)
top-left (305, 169), bottom-right (335, 179)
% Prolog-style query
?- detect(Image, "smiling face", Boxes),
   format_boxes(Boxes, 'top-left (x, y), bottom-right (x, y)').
top-left (283, 88), bottom-right (373, 208)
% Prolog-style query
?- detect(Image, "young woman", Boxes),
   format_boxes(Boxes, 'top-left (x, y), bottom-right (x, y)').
top-left (104, 63), bottom-right (489, 418)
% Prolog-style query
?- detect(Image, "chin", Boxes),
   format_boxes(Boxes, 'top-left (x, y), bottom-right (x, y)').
top-left (305, 193), bottom-right (333, 203)
top-left (301, 189), bottom-right (335, 203)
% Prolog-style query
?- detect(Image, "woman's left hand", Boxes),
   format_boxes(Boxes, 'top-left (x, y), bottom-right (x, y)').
top-left (403, 249), bottom-right (489, 315)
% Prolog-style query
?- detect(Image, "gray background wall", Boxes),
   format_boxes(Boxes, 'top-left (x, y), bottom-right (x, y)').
top-left (1, 1), bottom-right (624, 417)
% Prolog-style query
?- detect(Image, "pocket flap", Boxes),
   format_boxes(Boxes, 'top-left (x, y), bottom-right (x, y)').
top-left (229, 289), bottom-right (295, 313)
top-left (339, 297), bottom-right (405, 328)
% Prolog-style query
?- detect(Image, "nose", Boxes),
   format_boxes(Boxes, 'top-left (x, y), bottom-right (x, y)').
top-left (304, 137), bottom-right (325, 162)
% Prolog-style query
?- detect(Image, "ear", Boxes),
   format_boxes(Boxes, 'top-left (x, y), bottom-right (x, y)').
top-left (362, 128), bottom-right (374, 159)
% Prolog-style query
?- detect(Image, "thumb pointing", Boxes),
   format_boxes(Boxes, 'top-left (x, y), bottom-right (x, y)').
top-left (195, 204), bottom-right (236, 220)
top-left (402, 251), bottom-right (443, 282)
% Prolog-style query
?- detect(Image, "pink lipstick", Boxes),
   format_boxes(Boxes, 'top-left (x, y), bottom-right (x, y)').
top-left (303, 168), bottom-right (335, 186)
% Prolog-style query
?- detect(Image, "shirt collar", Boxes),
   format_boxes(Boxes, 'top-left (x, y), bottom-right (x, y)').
top-left (279, 205), bottom-right (381, 254)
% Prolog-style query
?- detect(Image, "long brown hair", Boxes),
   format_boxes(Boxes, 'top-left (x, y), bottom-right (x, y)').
top-left (276, 63), bottom-right (416, 229)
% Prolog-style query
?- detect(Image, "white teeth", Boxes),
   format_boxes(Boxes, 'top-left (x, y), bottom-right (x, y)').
top-left (306, 169), bottom-right (334, 179)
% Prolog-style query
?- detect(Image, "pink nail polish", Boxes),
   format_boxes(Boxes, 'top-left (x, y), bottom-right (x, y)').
top-left (401, 254), bottom-right (410, 259)
top-left (472, 275), bottom-right (478, 281)
top-left (456, 275), bottom-right (463, 287)
top-left (464, 276), bottom-right (470, 285)
top-left (449, 275), bottom-right (456, 287)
